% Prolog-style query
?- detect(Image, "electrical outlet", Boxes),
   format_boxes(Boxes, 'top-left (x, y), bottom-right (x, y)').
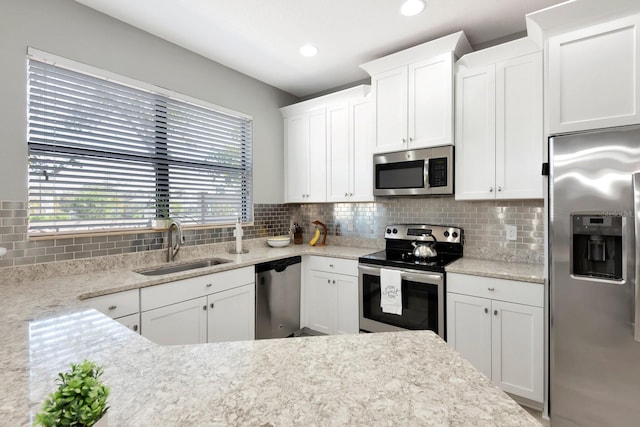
top-left (506, 225), bottom-right (517, 241)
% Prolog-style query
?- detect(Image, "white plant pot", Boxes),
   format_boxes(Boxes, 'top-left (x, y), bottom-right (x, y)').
top-left (94, 413), bottom-right (108, 427)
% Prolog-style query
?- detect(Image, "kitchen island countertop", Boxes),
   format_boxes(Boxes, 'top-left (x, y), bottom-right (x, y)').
top-left (1, 242), bottom-right (540, 426)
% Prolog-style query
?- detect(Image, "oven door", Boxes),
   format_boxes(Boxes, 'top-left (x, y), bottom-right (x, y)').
top-left (358, 264), bottom-right (445, 339)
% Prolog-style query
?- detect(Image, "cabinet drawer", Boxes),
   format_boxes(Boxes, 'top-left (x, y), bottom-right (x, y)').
top-left (141, 266), bottom-right (254, 311)
top-left (306, 256), bottom-right (357, 276)
top-left (447, 272), bottom-right (543, 307)
top-left (86, 289), bottom-right (139, 319)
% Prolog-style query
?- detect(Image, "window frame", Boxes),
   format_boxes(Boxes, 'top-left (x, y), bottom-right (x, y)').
top-left (26, 47), bottom-right (254, 238)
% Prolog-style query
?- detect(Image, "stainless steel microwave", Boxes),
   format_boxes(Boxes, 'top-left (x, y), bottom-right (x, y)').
top-left (373, 146), bottom-right (454, 196)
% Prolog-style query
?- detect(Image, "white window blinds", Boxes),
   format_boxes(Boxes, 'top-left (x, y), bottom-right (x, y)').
top-left (27, 56), bottom-right (253, 235)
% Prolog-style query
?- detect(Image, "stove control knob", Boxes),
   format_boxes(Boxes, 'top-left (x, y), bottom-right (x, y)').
top-left (392, 228), bottom-right (398, 234)
top-left (452, 232), bottom-right (458, 238)
top-left (444, 231), bottom-right (450, 238)
top-left (386, 228), bottom-right (391, 234)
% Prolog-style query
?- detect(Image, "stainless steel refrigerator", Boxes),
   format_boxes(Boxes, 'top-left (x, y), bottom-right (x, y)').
top-left (549, 125), bottom-right (640, 426)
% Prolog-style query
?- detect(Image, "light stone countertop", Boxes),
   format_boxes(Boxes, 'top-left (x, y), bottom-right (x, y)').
top-left (446, 258), bottom-right (545, 284)
top-left (1, 241), bottom-right (540, 426)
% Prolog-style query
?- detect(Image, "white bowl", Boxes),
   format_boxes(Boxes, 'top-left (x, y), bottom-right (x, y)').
top-left (267, 236), bottom-right (291, 248)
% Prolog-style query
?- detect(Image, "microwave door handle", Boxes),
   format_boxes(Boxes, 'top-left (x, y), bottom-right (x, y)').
top-left (424, 159), bottom-right (430, 188)
top-left (633, 173), bottom-right (640, 342)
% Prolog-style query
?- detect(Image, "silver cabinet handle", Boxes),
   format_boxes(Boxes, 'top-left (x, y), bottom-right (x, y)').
top-left (332, 280), bottom-right (336, 284)
top-left (329, 264), bottom-right (334, 268)
top-left (206, 283), bottom-right (212, 288)
top-left (108, 305), bottom-right (117, 311)
top-left (345, 193), bottom-right (348, 197)
top-left (402, 138), bottom-right (406, 143)
top-left (488, 287), bottom-right (495, 291)
top-left (349, 193), bottom-right (353, 197)
top-left (633, 173), bottom-right (640, 341)
top-left (497, 186), bottom-right (502, 192)
top-left (210, 303), bottom-right (215, 309)
top-left (484, 308), bottom-right (488, 314)
top-left (202, 305), bottom-right (207, 311)
top-left (409, 137), bottom-right (413, 142)
top-left (327, 279), bottom-right (331, 283)
top-left (133, 324), bottom-right (138, 332)
top-left (494, 310), bottom-right (498, 316)
top-left (489, 187), bottom-right (494, 192)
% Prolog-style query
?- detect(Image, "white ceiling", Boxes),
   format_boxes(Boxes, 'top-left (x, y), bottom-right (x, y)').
top-left (74, 0), bottom-right (568, 97)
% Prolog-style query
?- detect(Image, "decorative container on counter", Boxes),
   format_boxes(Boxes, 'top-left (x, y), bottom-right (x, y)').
top-left (292, 222), bottom-right (303, 244)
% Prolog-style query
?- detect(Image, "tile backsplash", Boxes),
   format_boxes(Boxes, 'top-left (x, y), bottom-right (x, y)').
top-left (0, 197), bottom-right (544, 269)
top-left (0, 202), bottom-right (295, 268)
top-left (292, 197), bottom-right (545, 264)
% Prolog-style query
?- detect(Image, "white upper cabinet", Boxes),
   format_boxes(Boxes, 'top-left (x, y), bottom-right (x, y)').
top-left (361, 32), bottom-right (471, 154)
top-left (548, 13), bottom-right (640, 133)
top-left (327, 96), bottom-right (373, 202)
top-left (455, 39), bottom-right (543, 200)
top-left (283, 109), bottom-right (327, 203)
top-left (455, 64), bottom-right (496, 200)
top-left (409, 54), bottom-right (454, 150)
top-left (282, 85), bottom-right (372, 204)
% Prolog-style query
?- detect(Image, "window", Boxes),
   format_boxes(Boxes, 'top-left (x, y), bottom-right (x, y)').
top-left (27, 49), bottom-right (253, 236)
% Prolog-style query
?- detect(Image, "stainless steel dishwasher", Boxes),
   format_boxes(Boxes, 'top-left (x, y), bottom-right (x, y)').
top-left (255, 256), bottom-right (301, 339)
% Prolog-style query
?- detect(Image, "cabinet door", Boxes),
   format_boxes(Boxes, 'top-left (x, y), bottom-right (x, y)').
top-left (284, 114), bottom-right (310, 203)
top-left (335, 274), bottom-right (359, 335)
top-left (326, 104), bottom-right (351, 202)
top-left (446, 292), bottom-right (492, 378)
top-left (372, 66), bottom-right (408, 153)
top-left (408, 53), bottom-right (453, 148)
top-left (307, 109), bottom-right (327, 202)
top-left (496, 52), bottom-right (543, 200)
top-left (349, 97), bottom-right (374, 202)
top-left (306, 270), bottom-right (337, 334)
top-left (549, 14), bottom-right (640, 133)
top-left (115, 313), bottom-right (140, 334)
top-left (208, 284), bottom-right (255, 343)
top-left (141, 296), bottom-right (207, 345)
top-left (455, 64), bottom-right (496, 200)
top-left (491, 300), bottom-right (543, 402)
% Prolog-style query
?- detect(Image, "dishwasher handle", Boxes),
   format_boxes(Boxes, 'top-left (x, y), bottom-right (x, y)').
top-left (255, 256), bottom-right (302, 274)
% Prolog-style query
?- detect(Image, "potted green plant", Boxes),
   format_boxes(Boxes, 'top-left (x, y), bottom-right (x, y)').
top-left (34, 360), bottom-right (110, 427)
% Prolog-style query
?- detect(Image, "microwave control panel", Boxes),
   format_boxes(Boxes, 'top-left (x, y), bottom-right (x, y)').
top-left (429, 158), bottom-right (448, 187)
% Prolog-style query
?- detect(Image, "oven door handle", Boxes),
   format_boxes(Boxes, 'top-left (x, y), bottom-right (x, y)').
top-left (358, 264), bottom-right (442, 284)
top-left (402, 272), bottom-right (442, 284)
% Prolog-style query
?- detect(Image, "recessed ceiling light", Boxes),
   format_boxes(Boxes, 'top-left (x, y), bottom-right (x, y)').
top-left (400, 0), bottom-right (426, 16)
top-left (299, 44), bottom-right (319, 57)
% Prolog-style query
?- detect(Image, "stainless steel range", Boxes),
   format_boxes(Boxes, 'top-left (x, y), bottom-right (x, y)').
top-left (358, 224), bottom-right (463, 338)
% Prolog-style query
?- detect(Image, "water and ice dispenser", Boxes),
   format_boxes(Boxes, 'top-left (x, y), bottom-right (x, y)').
top-left (571, 214), bottom-right (622, 280)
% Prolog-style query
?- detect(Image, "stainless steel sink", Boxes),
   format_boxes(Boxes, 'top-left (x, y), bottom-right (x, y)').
top-left (135, 258), bottom-right (232, 276)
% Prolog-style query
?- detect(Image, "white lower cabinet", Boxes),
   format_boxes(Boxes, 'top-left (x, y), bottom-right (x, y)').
top-left (140, 267), bottom-right (255, 345)
top-left (446, 272), bottom-right (543, 403)
top-left (303, 256), bottom-right (359, 335)
top-left (207, 284), bottom-right (255, 343)
top-left (85, 289), bottom-right (140, 334)
top-left (141, 297), bottom-right (208, 345)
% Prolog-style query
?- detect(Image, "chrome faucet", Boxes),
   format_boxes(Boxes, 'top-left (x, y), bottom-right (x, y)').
top-left (166, 219), bottom-right (183, 262)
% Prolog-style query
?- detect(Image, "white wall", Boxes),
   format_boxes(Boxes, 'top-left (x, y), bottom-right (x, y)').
top-left (0, 0), bottom-right (297, 203)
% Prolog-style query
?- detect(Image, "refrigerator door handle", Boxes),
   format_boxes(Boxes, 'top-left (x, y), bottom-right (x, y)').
top-left (633, 173), bottom-right (640, 342)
